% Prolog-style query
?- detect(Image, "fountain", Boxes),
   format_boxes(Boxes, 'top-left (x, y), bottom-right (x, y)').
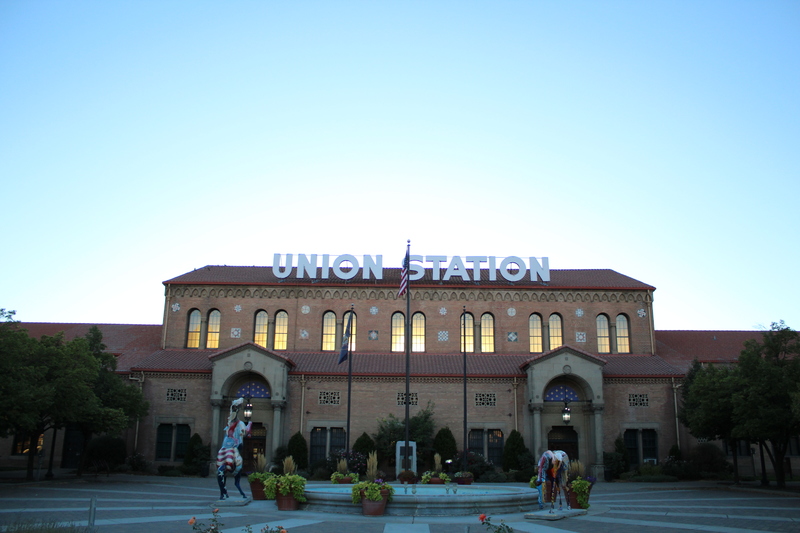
top-left (303, 483), bottom-right (538, 516)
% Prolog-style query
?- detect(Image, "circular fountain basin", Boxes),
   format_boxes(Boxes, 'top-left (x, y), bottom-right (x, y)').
top-left (303, 483), bottom-right (538, 516)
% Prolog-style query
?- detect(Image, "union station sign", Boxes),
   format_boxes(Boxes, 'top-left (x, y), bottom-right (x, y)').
top-left (271, 254), bottom-right (550, 282)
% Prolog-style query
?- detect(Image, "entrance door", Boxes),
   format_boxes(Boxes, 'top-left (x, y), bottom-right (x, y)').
top-left (243, 423), bottom-right (267, 472)
top-left (548, 426), bottom-right (579, 461)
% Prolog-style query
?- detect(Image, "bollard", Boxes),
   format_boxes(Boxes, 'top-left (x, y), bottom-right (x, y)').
top-left (88, 496), bottom-right (97, 530)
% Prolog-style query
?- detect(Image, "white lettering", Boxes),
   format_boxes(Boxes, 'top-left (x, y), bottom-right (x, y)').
top-left (363, 255), bottom-right (383, 280)
top-left (530, 257), bottom-right (550, 282)
top-left (443, 256), bottom-right (469, 281)
top-left (332, 254), bottom-right (359, 280)
top-left (426, 255), bottom-right (447, 281)
top-left (488, 256), bottom-right (497, 281)
top-left (297, 254), bottom-right (317, 278)
top-left (409, 255), bottom-right (425, 281)
top-left (272, 253), bottom-right (293, 278)
top-left (321, 254), bottom-right (330, 279)
top-left (499, 256), bottom-right (526, 282)
top-left (466, 256), bottom-right (487, 281)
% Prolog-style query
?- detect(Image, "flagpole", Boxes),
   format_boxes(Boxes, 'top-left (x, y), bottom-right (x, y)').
top-left (403, 240), bottom-right (411, 472)
top-left (346, 304), bottom-right (353, 455)
top-left (462, 305), bottom-right (468, 472)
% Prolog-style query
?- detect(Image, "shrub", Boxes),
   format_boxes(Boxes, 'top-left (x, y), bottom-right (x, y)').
top-left (433, 427), bottom-right (458, 465)
top-left (287, 432), bottom-right (309, 470)
top-left (603, 452), bottom-right (626, 480)
top-left (661, 458), bottom-right (699, 480)
top-left (502, 430), bottom-right (528, 471)
top-left (327, 450), bottom-right (368, 475)
top-left (126, 453), bottom-right (149, 472)
top-left (455, 450), bottom-right (494, 480)
top-left (480, 470), bottom-right (507, 483)
top-left (352, 432), bottom-right (376, 456)
top-left (182, 433), bottom-right (210, 476)
top-left (84, 435), bottom-right (126, 470)
top-left (690, 443), bottom-right (731, 478)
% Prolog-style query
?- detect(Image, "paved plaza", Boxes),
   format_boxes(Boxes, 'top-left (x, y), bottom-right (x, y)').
top-left (1, 473), bottom-right (799, 533)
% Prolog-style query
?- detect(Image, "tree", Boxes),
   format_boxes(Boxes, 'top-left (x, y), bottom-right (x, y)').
top-left (287, 431), bottom-right (309, 470)
top-left (352, 432), bottom-right (376, 456)
top-left (731, 322), bottom-right (800, 488)
top-left (679, 361), bottom-right (741, 482)
top-left (373, 401), bottom-right (436, 467)
top-left (502, 429), bottom-right (528, 471)
top-left (432, 426), bottom-right (458, 464)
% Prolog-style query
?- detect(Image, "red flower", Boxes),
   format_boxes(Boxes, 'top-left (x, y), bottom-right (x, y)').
top-left (479, 514), bottom-right (487, 523)
top-left (188, 517), bottom-right (196, 525)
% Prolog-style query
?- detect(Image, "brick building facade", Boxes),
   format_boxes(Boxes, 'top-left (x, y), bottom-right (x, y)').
top-left (4, 258), bottom-right (772, 479)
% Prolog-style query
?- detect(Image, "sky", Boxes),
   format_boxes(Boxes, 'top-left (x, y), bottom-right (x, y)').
top-left (1, 1), bottom-right (798, 331)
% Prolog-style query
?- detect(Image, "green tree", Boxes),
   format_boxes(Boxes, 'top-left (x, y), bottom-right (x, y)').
top-left (502, 429), bottom-right (528, 471)
top-left (679, 361), bottom-right (741, 482)
top-left (432, 426), bottom-right (458, 464)
top-left (373, 401), bottom-right (436, 468)
top-left (731, 321), bottom-right (800, 488)
top-left (352, 431), bottom-right (376, 456)
top-left (287, 431), bottom-right (309, 470)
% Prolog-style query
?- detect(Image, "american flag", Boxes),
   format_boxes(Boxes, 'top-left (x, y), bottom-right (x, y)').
top-left (398, 249), bottom-right (410, 297)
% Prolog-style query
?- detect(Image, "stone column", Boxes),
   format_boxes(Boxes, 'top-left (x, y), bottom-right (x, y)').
top-left (335, 318), bottom-right (343, 351)
top-left (529, 402), bottom-right (544, 457)
top-left (267, 316), bottom-right (275, 350)
top-left (592, 405), bottom-right (605, 480)
top-left (610, 323), bottom-right (618, 354)
top-left (200, 316), bottom-right (209, 349)
top-left (271, 401), bottom-right (286, 454)
top-left (210, 399), bottom-right (223, 452)
top-left (543, 323), bottom-right (550, 352)
top-left (474, 321), bottom-right (481, 353)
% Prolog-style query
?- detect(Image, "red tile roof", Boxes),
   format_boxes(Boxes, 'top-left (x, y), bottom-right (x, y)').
top-left (654, 330), bottom-right (759, 372)
top-left (129, 349), bottom-right (215, 373)
top-left (601, 354), bottom-right (683, 377)
top-left (163, 266), bottom-right (656, 291)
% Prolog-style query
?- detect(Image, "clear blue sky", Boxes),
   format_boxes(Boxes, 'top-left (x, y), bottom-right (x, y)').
top-left (2, 1), bottom-right (798, 331)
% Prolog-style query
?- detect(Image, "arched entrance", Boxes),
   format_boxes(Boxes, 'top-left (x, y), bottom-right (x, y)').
top-left (548, 426), bottom-right (579, 461)
top-left (232, 377), bottom-right (271, 472)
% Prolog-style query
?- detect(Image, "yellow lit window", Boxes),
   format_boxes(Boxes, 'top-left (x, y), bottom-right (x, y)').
top-left (549, 314), bottom-right (563, 349)
top-left (343, 311), bottom-right (357, 352)
top-left (322, 311), bottom-right (336, 351)
top-left (529, 314), bottom-right (542, 353)
top-left (481, 313), bottom-right (495, 353)
top-left (597, 314), bottom-right (610, 353)
top-left (187, 310), bottom-right (201, 348)
top-left (461, 312), bottom-right (474, 353)
top-left (274, 311), bottom-right (288, 350)
top-left (412, 312), bottom-right (425, 352)
top-left (207, 310), bottom-right (221, 349)
top-left (254, 311), bottom-right (268, 348)
top-left (391, 312), bottom-right (405, 352)
top-left (616, 314), bottom-right (630, 353)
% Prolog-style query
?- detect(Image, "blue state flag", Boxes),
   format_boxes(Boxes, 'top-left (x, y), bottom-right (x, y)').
top-left (338, 312), bottom-right (353, 364)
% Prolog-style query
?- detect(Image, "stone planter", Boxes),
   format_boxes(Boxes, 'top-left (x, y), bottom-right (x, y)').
top-left (276, 494), bottom-right (300, 511)
top-left (250, 482), bottom-right (266, 500)
top-left (455, 477), bottom-right (473, 485)
top-left (428, 478), bottom-right (445, 484)
top-left (360, 489), bottom-right (389, 516)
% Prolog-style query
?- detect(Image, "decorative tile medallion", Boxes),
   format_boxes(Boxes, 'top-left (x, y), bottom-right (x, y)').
top-left (438, 331), bottom-right (449, 342)
top-left (370, 306), bottom-right (379, 315)
top-left (507, 332), bottom-right (518, 342)
top-left (301, 305), bottom-right (311, 314)
top-left (637, 308), bottom-right (647, 318)
top-left (575, 331), bottom-right (586, 343)
top-left (575, 308), bottom-right (584, 317)
top-left (299, 329), bottom-right (309, 340)
top-left (368, 330), bottom-right (379, 341)
top-left (507, 308), bottom-right (516, 317)
top-left (234, 305), bottom-right (242, 312)
top-left (231, 328), bottom-right (241, 339)
top-left (439, 307), bottom-right (447, 316)
top-left (171, 303), bottom-right (180, 312)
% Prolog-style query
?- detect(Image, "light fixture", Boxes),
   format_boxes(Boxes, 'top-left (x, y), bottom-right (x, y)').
top-left (562, 401), bottom-right (571, 425)
top-left (244, 397), bottom-right (253, 420)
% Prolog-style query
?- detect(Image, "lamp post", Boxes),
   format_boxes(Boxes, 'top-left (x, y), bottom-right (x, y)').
top-left (562, 401), bottom-right (571, 425)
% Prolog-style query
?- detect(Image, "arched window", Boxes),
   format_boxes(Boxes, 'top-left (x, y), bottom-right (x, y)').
top-left (322, 311), bottom-right (336, 351)
top-left (596, 314), bottom-right (610, 353)
top-left (616, 314), bottom-right (630, 353)
top-left (460, 312), bottom-right (474, 353)
top-left (412, 312), bottom-right (425, 352)
top-left (391, 312), bottom-right (405, 352)
top-left (481, 313), bottom-right (495, 353)
top-left (274, 310), bottom-right (288, 350)
top-left (207, 310), bottom-right (221, 349)
top-left (343, 310), bottom-right (357, 352)
top-left (187, 309), bottom-right (201, 348)
top-left (529, 313), bottom-right (543, 353)
top-left (254, 311), bottom-right (268, 348)
top-left (549, 314), bottom-right (563, 349)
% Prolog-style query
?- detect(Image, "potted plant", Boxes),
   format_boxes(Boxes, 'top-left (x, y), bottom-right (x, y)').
top-left (264, 473), bottom-right (308, 510)
top-left (331, 471), bottom-right (359, 484)
top-left (351, 479), bottom-right (395, 516)
top-left (453, 471), bottom-right (474, 485)
top-left (567, 476), bottom-right (593, 509)
top-left (247, 471), bottom-right (274, 500)
top-left (420, 471), bottom-right (451, 484)
top-left (397, 470), bottom-right (417, 484)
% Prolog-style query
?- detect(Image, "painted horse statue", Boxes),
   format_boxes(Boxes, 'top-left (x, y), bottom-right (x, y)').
top-left (216, 398), bottom-right (252, 499)
top-left (535, 450), bottom-right (570, 512)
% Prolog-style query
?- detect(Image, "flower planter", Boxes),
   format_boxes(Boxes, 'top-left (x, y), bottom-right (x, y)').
top-left (359, 489), bottom-right (389, 516)
top-left (275, 494), bottom-right (300, 511)
top-left (340, 476), bottom-right (353, 484)
top-left (455, 477), bottom-right (473, 485)
top-left (428, 478), bottom-right (445, 484)
top-left (250, 482), bottom-right (266, 500)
